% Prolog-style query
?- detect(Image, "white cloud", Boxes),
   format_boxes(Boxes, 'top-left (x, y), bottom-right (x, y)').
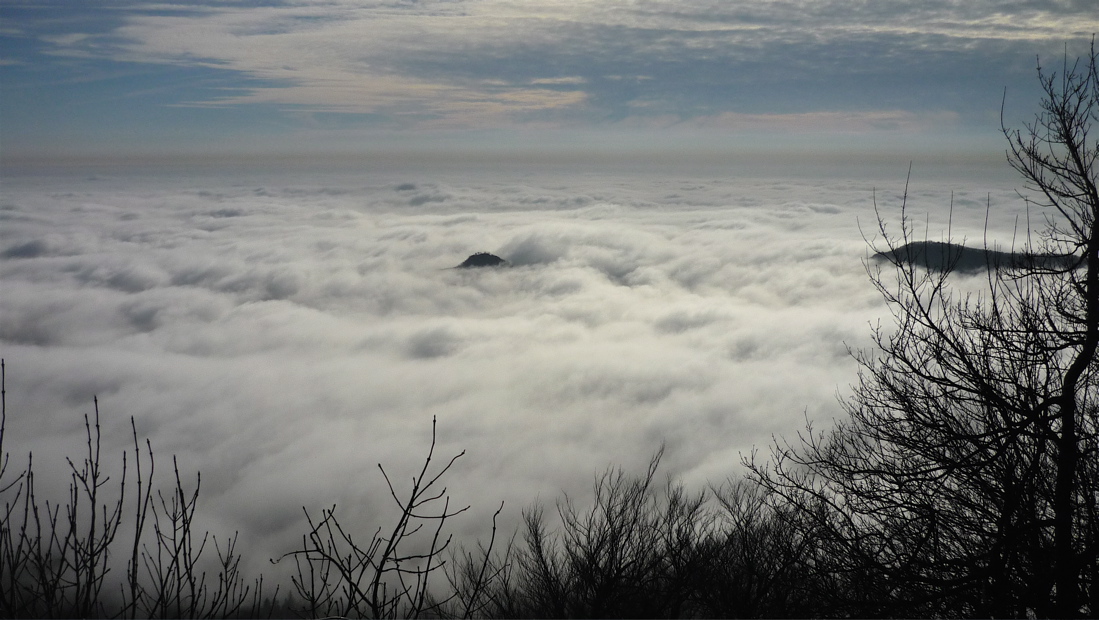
top-left (0, 159), bottom-right (1040, 581)
top-left (24, 1), bottom-right (1097, 129)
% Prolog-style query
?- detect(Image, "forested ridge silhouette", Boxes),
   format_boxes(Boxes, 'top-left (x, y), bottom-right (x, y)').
top-left (874, 240), bottom-right (1078, 274)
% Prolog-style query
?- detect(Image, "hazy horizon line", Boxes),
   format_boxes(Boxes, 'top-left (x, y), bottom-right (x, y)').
top-left (1, 144), bottom-right (1013, 177)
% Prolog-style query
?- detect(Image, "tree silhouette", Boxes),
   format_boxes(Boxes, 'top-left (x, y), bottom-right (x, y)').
top-left (749, 43), bottom-right (1098, 618)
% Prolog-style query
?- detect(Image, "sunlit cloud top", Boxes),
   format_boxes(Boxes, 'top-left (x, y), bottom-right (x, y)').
top-left (1, 0), bottom-right (1096, 160)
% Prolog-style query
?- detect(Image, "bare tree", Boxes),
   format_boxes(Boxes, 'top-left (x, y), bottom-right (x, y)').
top-left (277, 416), bottom-right (475, 619)
top-left (1004, 41), bottom-right (1099, 616)
top-left (445, 450), bottom-right (732, 619)
top-left (748, 43), bottom-right (1098, 618)
top-left (703, 478), bottom-right (818, 618)
top-left (0, 361), bottom-right (276, 619)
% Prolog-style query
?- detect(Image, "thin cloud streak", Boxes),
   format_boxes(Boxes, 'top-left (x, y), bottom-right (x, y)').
top-left (15, 1), bottom-right (1096, 130)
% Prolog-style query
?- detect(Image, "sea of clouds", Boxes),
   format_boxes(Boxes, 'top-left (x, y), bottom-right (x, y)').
top-left (0, 155), bottom-right (1031, 580)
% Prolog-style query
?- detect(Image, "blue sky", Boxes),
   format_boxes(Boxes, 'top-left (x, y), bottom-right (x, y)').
top-left (1, 0), bottom-right (1096, 162)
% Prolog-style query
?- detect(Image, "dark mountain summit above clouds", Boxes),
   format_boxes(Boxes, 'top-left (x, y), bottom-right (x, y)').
top-left (456, 252), bottom-right (508, 268)
top-left (873, 241), bottom-right (1078, 274)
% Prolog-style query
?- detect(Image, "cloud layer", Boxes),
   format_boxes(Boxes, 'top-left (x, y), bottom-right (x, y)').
top-left (0, 159), bottom-right (1036, 578)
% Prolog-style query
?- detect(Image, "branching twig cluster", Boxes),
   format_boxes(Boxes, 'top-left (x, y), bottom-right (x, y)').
top-left (277, 416), bottom-right (477, 619)
top-left (0, 360), bottom-right (276, 619)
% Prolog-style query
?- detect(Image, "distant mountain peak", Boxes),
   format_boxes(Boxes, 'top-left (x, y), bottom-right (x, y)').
top-left (456, 252), bottom-right (508, 268)
top-left (873, 241), bottom-right (1077, 274)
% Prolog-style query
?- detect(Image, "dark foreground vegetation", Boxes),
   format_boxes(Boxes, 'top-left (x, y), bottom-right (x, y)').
top-left (2, 45), bottom-right (1098, 619)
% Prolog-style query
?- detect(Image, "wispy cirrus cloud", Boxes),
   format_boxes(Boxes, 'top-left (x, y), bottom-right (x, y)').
top-left (10, 0), bottom-right (1096, 133)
